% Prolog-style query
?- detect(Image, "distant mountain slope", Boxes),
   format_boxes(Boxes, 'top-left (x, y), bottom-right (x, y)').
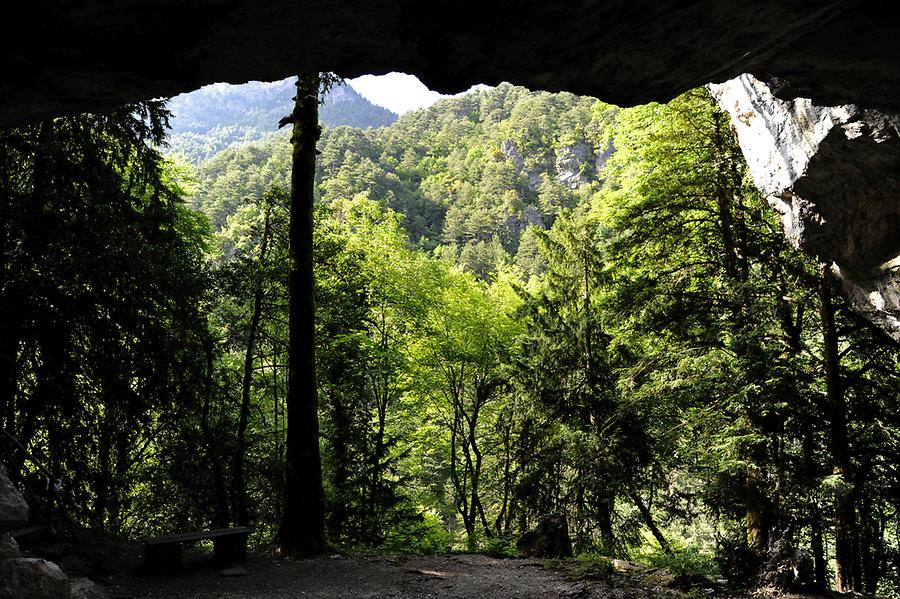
top-left (188, 83), bottom-right (620, 281)
top-left (165, 77), bottom-right (397, 163)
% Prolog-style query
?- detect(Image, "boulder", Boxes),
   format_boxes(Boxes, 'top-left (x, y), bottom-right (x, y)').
top-left (70, 578), bottom-right (109, 599)
top-left (516, 514), bottom-right (573, 558)
top-left (609, 559), bottom-right (649, 575)
top-left (0, 558), bottom-right (70, 599)
top-left (0, 464), bottom-right (28, 534)
top-left (757, 538), bottom-right (814, 592)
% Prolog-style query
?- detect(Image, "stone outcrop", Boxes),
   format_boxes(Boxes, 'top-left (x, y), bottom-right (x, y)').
top-left (555, 142), bottom-right (593, 188)
top-left (709, 74), bottom-right (900, 341)
top-left (502, 138), bottom-right (598, 191)
top-left (0, 465), bottom-right (28, 534)
top-left (500, 140), bottom-right (541, 191)
top-left (0, 532), bottom-right (19, 559)
top-left (594, 141), bottom-right (615, 181)
top-left (756, 538), bottom-right (815, 592)
top-left (70, 578), bottom-right (109, 599)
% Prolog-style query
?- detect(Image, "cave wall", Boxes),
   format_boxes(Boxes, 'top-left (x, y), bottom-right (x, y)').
top-left (2, 0), bottom-right (899, 338)
top-left (709, 75), bottom-right (900, 341)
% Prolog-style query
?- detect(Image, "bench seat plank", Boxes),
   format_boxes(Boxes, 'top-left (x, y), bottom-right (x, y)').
top-left (145, 527), bottom-right (251, 546)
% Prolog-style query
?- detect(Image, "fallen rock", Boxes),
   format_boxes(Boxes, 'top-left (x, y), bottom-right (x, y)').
top-left (516, 514), bottom-right (573, 558)
top-left (70, 577), bottom-right (108, 599)
top-left (609, 559), bottom-right (650, 575)
top-left (0, 532), bottom-right (20, 558)
top-left (0, 557), bottom-right (70, 599)
top-left (640, 567), bottom-right (677, 588)
top-left (220, 566), bottom-right (249, 577)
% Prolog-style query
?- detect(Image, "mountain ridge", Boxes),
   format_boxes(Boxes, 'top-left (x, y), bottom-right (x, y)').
top-left (165, 77), bottom-right (398, 163)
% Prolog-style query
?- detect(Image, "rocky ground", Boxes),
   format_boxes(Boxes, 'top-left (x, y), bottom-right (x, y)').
top-left (110, 552), bottom-right (686, 599)
top-left (79, 542), bottom-right (843, 599)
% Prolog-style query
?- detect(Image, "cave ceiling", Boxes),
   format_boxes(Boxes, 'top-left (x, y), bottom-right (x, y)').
top-left (1, 0), bottom-right (898, 125)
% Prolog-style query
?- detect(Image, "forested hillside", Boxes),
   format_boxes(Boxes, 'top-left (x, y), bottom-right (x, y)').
top-left (2, 80), bottom-right (898, 597)
top-left (166, 77), bottom-right (397, 163)
top-left (189, 83), bottom-right (611, 267)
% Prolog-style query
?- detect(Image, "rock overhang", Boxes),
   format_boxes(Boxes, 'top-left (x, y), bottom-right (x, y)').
top-left (2, 0), bottom-right (899, 339)
top-left (2, 1), bottom-right (900, 125)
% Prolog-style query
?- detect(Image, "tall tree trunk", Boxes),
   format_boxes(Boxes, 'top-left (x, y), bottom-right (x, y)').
top-left (327, 355), bottom-right (350, 541)
top-left (858, 495), bottom-right (880, 594)
top-left (449, 400), bottom-right (473, 540)
top-left (803, 421), bottom-right (828, 587)
top-left (714, 111), bottom-right (771, 554)
top-left (597, 496), bottom-right (615, 553)
top-left (630, 491), bottom-right (672, 555)
top-left (0, 139), bottom-right (18, 433)
top-left (234, 202), bottom-right (273, 527)
top-left (200, 338), bottom-right (229, 528)
top-left (95, 417), bottom-right (112, 527)
top-left (368, 330), bottom-right (389, 538)
top-left (810, 518), bottom-right (827, 586)
top-left (469, 409), bottom-right (492, 540)
top-left (494, 415), bottom-right (512, 535)
top-left (279, 73), bottom-right (326, 556)
top-left (819, 265), bottom-right (857, 592)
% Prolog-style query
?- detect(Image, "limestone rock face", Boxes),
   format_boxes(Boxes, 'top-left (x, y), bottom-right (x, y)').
top-left (500, 140), bottom-right (540, 191)
top-left (0, 558), bottom-right (70, 599)
top-left (555, 142), bottom-right (593, 188)
top-left (594, 141), bottom-right (615, 181)
top-left (0, 465), bottom-right (28, 534)
top-left (710, 74), bottom-right (900, 341)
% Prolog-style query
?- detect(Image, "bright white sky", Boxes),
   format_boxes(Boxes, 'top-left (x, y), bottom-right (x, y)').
top-left (348, 72), bottom-right (489, 115)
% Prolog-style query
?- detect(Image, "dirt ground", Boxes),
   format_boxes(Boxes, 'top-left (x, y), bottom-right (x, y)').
top-left (107, 552), bottom-right (687, 599)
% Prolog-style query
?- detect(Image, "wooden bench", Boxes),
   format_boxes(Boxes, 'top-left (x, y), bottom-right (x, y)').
top-left (143, 527), bottom-right (251, 571)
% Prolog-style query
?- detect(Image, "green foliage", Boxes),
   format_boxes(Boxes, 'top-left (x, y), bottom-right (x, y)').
top-left (378, 511), bottom-right (452, 555)
top-left (483, 535), bottom-right (517, 558)
top-left (4, 75), bottom-right (898, 599)
top-left (0, 102), bottom-right (212, 535)
top-left (638, 544), bottom-right (719, 577)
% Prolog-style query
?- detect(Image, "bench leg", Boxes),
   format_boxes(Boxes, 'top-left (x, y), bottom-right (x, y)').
top-left (213, 534), bottom-right (247, 564)
top-left (145, 543), bottom-right (182, 572)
